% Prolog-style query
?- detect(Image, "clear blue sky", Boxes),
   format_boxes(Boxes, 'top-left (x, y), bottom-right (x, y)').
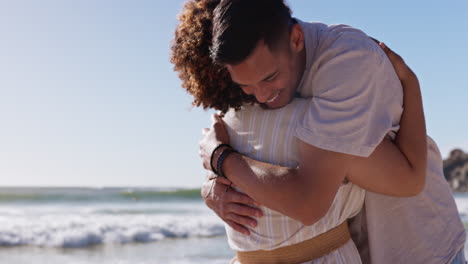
top-left (0, 0), bottom-right (467, 187)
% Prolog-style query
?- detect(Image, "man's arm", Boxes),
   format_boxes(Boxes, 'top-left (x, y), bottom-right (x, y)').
top-left (218, 117), bottom-right (425, 226)
top-left (217, 140), bottom-right (352, 225)
top-left (347, 44), bottom-right (426, 194)
top-left (202, 43), bottom-right (426, 226)
top-left (219, 67), bottom-right (424, 224)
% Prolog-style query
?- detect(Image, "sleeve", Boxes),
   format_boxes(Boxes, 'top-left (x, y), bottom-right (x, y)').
top-left (295, 36), bottom-right (401, 157)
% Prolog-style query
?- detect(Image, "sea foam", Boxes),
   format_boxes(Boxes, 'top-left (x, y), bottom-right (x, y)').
top-left (454, 193), bottom-right (468, 222)
top-left (0, 206), bottom-right (225, 248)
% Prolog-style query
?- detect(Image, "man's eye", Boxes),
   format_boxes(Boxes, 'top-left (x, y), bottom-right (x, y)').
top-left (265, 75), bottom-right (278, 82)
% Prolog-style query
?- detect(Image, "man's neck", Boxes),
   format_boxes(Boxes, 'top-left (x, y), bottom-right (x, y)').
top-left (294, 38), bottom-right (307, 94)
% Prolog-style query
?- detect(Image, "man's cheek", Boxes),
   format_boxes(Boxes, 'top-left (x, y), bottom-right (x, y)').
top-left (241, 86), bottom-right (253, 95)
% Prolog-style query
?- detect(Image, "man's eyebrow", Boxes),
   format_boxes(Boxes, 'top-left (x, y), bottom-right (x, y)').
top-left (233, 70), bottom-right (279, 87)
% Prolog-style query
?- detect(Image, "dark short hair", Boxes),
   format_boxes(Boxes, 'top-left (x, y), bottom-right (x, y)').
top-left (210, 0), bottom-right (292, 65)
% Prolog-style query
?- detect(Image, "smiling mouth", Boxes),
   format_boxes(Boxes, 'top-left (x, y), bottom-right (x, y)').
top-left (266, 91), bottom-right (281, 103)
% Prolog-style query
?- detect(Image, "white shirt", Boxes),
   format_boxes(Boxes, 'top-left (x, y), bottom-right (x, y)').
top-left (294, 19), bottom-right (466, 264)
top-left (223, 99), bottom-right (364, 264)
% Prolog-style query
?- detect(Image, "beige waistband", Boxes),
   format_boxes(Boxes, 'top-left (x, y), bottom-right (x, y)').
top-left (235, 221), bottom-right (350, 264)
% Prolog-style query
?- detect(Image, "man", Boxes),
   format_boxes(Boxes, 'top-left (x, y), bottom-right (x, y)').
top-left (196, 0), bottom-right (465, 263)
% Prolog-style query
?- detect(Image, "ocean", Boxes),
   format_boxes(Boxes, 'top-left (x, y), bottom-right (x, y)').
top-left (0, 187), bottom-right (467, 264)
top-left (0, 187), bottom-right (231, 264)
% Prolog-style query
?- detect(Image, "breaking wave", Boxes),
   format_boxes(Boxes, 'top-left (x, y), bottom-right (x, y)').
top-left (0, 213), bottom-right (224, 248)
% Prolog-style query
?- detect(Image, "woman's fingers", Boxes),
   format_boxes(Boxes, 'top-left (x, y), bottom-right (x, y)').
top-left (369, 36), bottom-right (402, 64)
top-left (225, 220), bottom-right (250, 236)
top-left (212, 114), bottom-right (226, 132)
top-left (370, 36), bottom-right (404, 70)
top-left (379, 42), bottom-right (404, 64)
top-left (215, 176), bottom-right (232, 186)
top-left (202, 158), bottom-right (209, 170)
top-left (375, 41), bottom-right (415, 82)
top-left (202, 176), bottom-right (262, 236)
top-left (214, 175), bottom-right (239, 189)
top-left (211, 113), bottom-right (223, 126)
top-left (369, 37), bottom-right (381, 45)
top-left (225, 188), bottom-right (261, 209)
top-left (226, 212), bottom-right (258, 228)
top-left (226, 203), bottom-right (263, 219)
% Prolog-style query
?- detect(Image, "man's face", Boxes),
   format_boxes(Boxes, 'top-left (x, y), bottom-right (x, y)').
top-left (226, 27), bottom-right (305, 109)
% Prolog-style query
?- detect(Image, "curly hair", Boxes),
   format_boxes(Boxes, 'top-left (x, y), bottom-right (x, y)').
top-left (170, 0), bottom-right (256, 114)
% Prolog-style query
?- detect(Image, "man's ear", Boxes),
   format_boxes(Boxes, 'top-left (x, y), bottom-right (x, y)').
top-left (289, 24), bottom-right (305, 53)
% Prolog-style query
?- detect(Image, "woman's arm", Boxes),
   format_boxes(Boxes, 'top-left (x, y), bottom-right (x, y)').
top-left (346, 43), bottom-right (427, 195)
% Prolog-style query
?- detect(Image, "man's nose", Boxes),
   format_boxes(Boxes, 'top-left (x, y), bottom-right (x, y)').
top-left (253, 85), bottom-right (270, 103)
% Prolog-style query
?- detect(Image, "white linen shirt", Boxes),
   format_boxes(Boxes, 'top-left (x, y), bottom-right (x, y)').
top-left (294, 19), bottom-right (466, 264)
top-left (223, 99), bottom-right (364, 264)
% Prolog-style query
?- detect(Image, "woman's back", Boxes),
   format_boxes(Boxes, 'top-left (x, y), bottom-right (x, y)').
top-left (223, 98), bottom-right (364, 264)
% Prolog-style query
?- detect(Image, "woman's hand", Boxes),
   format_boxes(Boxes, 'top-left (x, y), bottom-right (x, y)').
top-left (370, 37), bottom-right (416, 83)
top-left (201, 173), bottom-right (263, 235)
top-left (199, 114), bottom-right (230, 171)
top-left (378, 42), bottom-right (416, 83)
top-left (352, 38), bottom-right (427, 196)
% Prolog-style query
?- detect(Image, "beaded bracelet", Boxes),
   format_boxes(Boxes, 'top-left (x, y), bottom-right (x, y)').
top-left (216, 147), bottom-right (237, 178)
top-left (210, 144), bottom-right (233, 175)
